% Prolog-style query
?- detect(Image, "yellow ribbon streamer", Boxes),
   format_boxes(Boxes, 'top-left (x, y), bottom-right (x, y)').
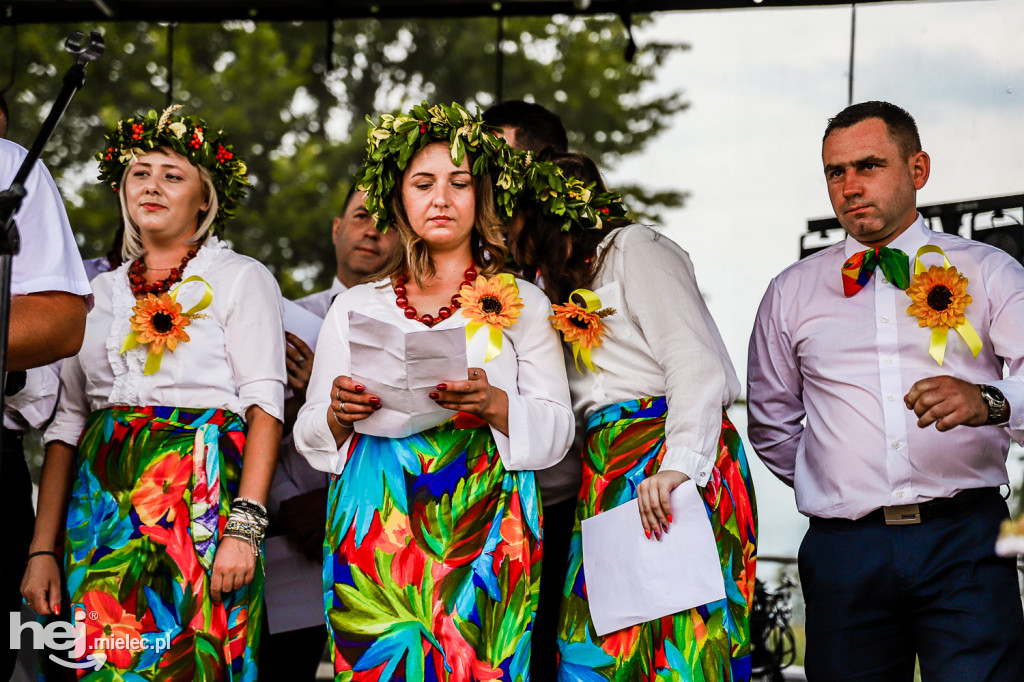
top-left (568, 288), bottom-right (603, 373)
top-left (464, 273), bottom-right (518, 362)
top-left (912, 245), bottom-right (982, 365)
top-left (121, 275), bottom-right (214, 374)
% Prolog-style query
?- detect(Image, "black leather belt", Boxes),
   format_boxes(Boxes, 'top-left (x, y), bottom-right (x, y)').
top-left (811, 487), bottom-right (1002, 527)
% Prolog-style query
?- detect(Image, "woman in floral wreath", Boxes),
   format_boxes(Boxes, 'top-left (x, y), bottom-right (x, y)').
top-left (293, 103), bottom-right (574, 680)
top-left (513, 152), bottom-right (757, 681)
top-left (21, 106), bottom-right (285, 679)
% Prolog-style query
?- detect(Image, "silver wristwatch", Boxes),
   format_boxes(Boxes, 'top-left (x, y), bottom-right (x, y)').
top-left (978, 384), bottom-right (1008, 425)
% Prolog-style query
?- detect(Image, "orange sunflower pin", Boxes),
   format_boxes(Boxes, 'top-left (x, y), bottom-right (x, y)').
top-left (905, 245), bottom-right (982, 365)
top-left (121, 275), bottom-right (213, 374)
top-left (457, 274), bottom-right (524, 361)
top-left (549, 288), bottom-right (614, 372)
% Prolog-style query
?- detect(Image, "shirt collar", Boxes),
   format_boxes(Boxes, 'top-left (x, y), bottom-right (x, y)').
top-left (843, 212), bottom-right (931, 259)
top-left (329, 277), bottom-right (348, 296)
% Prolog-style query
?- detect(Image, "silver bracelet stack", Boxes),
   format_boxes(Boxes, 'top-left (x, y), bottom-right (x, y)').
top-left (223, 497), bottom-right (269, 557)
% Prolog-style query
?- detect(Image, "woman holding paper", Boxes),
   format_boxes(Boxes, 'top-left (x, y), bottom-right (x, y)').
top-left (512, 152), bottom-right (757, 681)
top-left (20, 106), bottom-right (284, 677)
top-left (293, 103), bottom-right (575, 680)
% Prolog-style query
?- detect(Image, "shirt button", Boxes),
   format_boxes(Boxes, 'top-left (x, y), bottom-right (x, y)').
top-left (896, 490), bottom-right (904, 498)
top-left (885, 358), bottom-right (894, 366)
top-left (880, 316), bottom-right (890, 324)
top-left (881, 277), bottom-right (890, 284)
top-left (891, 441), bottom-right (901, 450)
top-left (888, 395), bottom-right (896, 402)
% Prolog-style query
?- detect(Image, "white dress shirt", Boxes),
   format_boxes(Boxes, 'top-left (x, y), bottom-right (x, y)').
top-left (2, 139), bottom-right (92, 432)
top-left (748, 215), bottom-right (1024, 519)
top-left (293, 276), bottom-right (575, 474)
top-left (1, 139), bottom-right (92, 301)
top-left (294, 277), bottom-right (347, 318)
top-left (567, 224), bottom-right (741, 487)
top-left (46, 237), bottom-right (286, 446)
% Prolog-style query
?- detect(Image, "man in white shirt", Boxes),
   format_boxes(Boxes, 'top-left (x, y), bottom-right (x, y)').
top-left (747, 101), bottom-right (1024, 680)
top-left (261, 185), bottom-right (398, 681)
top-left (2, 134), bottom-right (92, 679)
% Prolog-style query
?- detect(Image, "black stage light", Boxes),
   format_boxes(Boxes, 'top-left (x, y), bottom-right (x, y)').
top-left (971, 209), bottom-right (1024, 266)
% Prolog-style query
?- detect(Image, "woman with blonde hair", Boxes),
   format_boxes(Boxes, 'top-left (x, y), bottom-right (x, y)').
top-left (294, 103), bottom-right (575, 680)
top-left (21, 106), bottom-right (285, 678)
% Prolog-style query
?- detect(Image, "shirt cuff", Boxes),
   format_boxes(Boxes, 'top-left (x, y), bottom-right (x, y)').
top-left (992, 379), bottom-right (1024, 444)
top-left (43, 421), bottom-right (83, 449)
top-left (238, 379), bottom-right (285, 423)
top-left (660, 445), bottom-right (713, 487)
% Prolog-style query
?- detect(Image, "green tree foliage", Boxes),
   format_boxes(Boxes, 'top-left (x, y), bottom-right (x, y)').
top-left (2, 17), bottom-right (687, 297)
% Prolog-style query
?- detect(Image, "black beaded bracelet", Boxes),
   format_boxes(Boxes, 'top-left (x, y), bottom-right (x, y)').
top-left (25, 550), bottom-right (58, 564)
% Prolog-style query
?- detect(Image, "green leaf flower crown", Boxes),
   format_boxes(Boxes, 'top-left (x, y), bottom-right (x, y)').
top-left (96, 104), bottom-right (249, 232)
top-left (356, 102), bottom-right (519, 231)
top-left (356, 100), bottom-right (629, 233)
top-left (517, 155), bottom-right (630, 231)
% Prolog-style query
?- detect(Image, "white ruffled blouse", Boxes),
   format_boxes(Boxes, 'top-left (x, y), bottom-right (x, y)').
top-left (293, 275), bottom-right (575, 475)
top-left (45, 237), bottom-right (286, 446)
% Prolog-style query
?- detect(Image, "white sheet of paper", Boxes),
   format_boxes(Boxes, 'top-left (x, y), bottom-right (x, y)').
top-left (282, 298), bottom-right (324, 352)
top-left (348, 311), bottom-right (468, 438)
top-left (581, 480), bottom-right (726, 636)
top-left (263, 536), bottom-right (326, 634)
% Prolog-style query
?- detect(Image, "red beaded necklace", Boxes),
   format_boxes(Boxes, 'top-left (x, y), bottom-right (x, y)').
top-left (128, 250), bottom-right (198, 297)
top-left (394, 266), bottom-right (478, 327)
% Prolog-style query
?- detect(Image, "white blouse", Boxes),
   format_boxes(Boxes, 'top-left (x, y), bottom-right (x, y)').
top-left (45, 237), bottom-right (286, 446)
top-left (293, 276), bottom-right (575, 475)
top-left (567, 224), bottom-right (741, 487)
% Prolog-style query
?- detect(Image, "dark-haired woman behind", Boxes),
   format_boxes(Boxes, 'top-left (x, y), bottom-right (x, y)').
top-left (516, 152), bottom-right (757, 681)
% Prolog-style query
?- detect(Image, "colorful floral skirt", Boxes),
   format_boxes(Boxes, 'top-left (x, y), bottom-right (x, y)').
top-left (64, 406), bottom-right (260, 680)
top-left (324, 417), bottom-right (542, 681)
top-left (556, 397), bottom-right (757, 682)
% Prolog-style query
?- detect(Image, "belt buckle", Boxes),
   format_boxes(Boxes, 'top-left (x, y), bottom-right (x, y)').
top-left (883, 504), bottom-right (921, 525)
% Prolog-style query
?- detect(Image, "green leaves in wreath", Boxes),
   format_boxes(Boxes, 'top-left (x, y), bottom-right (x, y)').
top-left (356, 102), bottom-right (515, 232)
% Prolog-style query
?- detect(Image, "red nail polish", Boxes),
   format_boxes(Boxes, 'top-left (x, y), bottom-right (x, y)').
top-left (429, 392), bottom-right (439, 400)
top-left (371, 403), bottom-right (382, 410)
top-left (667, 514), bottom-right (673, 524)
top-left (368, 396), bottom-right (380, 405)
top-left (53, 603), bottom-right (61, 615)
top-left (436, 383), bottom-right (448, 391)
top-left (644, 529), bottom-right (651, 539)
top-left (354, 384), bottom-right (365, 393)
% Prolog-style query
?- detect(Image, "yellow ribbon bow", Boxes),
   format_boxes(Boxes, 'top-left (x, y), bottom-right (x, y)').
top-left (459, 273), bottom-right (524, 362)
top-left (121, 275), bottom-right (214, 374)
top-left (906, 245), bottom-right (982, 365)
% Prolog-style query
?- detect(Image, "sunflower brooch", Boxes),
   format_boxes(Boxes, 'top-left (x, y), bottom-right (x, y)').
top-left (457, 274), bottom-right (524, 361)
top-left (905, 245), bottom-right (982, 365)
top-left (121, 275), bottom-right (213, 374)
top-left (549, 288), bottom-right (615, 373)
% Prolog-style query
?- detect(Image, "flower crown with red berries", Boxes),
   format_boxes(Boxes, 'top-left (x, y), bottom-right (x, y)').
top-left (96, 105), bottom-right (249, 232)
top-left (517, 156), bottom-right (630, 231)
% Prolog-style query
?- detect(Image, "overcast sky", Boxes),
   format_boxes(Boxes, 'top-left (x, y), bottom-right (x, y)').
top-left (610, 0), bottom-right (1024, 555)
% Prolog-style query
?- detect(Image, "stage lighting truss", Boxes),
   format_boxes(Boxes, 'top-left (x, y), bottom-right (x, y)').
top-left (800, 193), bottom-right (1024, 265)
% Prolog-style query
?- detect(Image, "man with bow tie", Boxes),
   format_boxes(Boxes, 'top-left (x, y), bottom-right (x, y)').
top-left (747, 101), bottom-right (1024, 681)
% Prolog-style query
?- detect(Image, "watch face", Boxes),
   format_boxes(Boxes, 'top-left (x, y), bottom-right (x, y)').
top-left (980, 385), bottom-right (1006, 423)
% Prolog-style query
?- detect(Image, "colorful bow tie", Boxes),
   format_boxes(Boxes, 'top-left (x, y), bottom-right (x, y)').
top-left (841, 246), bottom-right (910, 297)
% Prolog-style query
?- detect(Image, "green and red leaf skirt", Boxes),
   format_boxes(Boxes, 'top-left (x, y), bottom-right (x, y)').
top-left (557, 397), bottom-right (757, 681)
top-left (323, 417), bottom-right (541, 680)
top-left (64, 405), bottom-right (260, 680)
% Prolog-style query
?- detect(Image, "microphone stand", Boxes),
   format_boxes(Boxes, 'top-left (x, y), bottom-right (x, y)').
top-left (0, 31), bottom-right (103, 475)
